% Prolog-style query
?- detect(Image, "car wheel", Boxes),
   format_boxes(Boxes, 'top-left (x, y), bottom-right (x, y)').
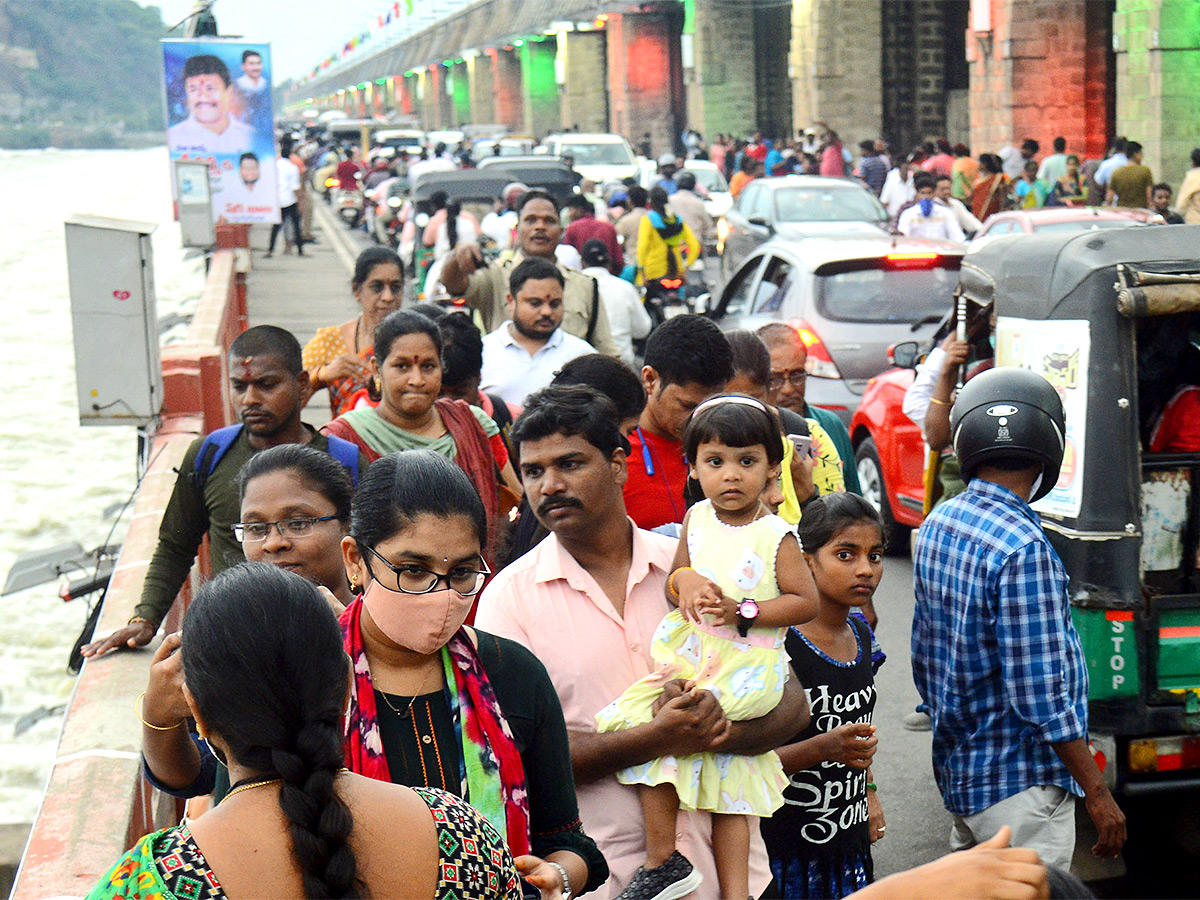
top-left (854, 437), bottom-right (910, 554)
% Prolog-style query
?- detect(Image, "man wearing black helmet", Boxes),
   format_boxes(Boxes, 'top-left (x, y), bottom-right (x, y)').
top-left (911, 367), bottom-right (1126, 870)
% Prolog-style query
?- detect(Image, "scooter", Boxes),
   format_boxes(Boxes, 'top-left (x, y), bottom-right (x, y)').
top-left (643, 276), bottom-right (691, 327)
top-left (335, 184), bottom-right (365, 229)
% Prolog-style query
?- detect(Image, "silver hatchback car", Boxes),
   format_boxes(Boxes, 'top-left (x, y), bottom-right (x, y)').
top-left (707, 235), bottom-right (964, 424)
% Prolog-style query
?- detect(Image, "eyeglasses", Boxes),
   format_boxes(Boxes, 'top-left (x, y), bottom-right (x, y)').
top-left (232, 516), bottom-right (338, 543)
top-left (768, 368), bottom-right (808, 391)
top-left (362, 544), bottom-right (491, 597)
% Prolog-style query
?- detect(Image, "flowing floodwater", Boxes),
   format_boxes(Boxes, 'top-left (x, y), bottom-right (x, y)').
top-left (0, 147), bottom-right (205, 826)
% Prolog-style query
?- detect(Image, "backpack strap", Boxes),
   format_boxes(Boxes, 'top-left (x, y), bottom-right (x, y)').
top-left (189, 425), bottom-right (245, 488)
top-left (585, 276), bottom-right (600, 346)
top-left (324, 434), bottom-right (361, 485)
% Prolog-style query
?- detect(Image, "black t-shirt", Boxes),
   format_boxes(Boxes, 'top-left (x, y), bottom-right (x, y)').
top-left (374, 630), bottom-right (608, 889)
top-left (761, 617), bottom-right (876, 863)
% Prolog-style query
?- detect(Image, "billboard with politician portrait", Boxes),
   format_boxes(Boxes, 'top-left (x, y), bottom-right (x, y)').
top-left (163, 39), bottom-right (279, 225)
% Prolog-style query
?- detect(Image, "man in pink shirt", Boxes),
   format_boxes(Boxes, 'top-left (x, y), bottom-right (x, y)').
top-left (475, 385), bottom-right (808, 900)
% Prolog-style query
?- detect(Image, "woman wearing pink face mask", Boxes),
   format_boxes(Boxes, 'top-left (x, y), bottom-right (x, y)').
top-left (340, 449), bottom-right (607, 898)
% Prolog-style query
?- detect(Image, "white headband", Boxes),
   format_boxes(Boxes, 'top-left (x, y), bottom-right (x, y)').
top-left (693, 395), bottom-right (770, 417)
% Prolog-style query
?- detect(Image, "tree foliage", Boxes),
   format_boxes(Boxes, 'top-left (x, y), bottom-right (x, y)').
top-left (2, 0), bottom-right (168, 130)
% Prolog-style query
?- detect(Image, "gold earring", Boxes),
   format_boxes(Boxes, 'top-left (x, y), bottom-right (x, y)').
top-left (349, 574), bottom-right (358, 588)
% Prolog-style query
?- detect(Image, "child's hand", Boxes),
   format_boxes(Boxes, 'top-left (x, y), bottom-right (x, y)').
top-left (702, 592), bottom-right (738, 627)
top-left (679, 579), bottom-right (726, 624)
top-left (868, 789), bottom-right (885, 842)
top-left (820, 722), bottom-right (877, 768)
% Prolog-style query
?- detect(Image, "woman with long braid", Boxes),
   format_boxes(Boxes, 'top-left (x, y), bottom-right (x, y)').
top-left (87, 563), bottom-right (523, 899)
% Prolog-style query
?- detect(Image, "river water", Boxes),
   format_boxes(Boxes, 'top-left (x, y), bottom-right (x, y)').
top-left (0, 147), bottom-right (205, 826)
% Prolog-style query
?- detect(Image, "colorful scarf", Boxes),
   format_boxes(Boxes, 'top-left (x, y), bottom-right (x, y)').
top-left (340, 598), bottom-right (531, 856)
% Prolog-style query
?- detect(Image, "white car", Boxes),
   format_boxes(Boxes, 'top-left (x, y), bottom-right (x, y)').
top-left (638, 159), bottom-right (732, 219)
top-left (538, 133), bottom-right (640, 184)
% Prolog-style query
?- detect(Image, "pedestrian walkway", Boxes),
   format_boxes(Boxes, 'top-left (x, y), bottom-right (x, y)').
top-left (245, 200), bottom-right (374, 425)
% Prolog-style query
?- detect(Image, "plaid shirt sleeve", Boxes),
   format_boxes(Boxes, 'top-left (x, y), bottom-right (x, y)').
top-left (993, 542), bottom-right (1087, 745)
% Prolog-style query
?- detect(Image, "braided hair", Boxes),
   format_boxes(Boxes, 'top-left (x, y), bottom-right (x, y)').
top-left (182, 563), bottom-right (361, 898)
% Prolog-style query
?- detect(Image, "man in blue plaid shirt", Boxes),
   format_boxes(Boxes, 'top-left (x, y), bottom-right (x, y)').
top-left (912, 368), bottom-right (1124, 870)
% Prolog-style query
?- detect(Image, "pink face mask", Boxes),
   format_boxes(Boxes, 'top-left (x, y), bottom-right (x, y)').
top-left (360, 578), bottom-right (474, 655)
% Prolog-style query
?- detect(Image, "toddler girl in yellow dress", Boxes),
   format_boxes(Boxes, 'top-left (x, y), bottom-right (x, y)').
top-left (596, 395), bottom-right (820, 900)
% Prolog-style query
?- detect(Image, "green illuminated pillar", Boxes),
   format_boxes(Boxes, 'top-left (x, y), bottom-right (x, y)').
top-left (450, 61), bottom-right (471, 125)
top-left (1114, 0), bottom-right (1200, 186)
top-left (519, 38), bottom-right (561, 137)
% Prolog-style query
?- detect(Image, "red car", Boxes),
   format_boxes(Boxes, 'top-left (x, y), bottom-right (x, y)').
top-left (972, 206), bottom-right (1163, 245)
top-left (849, 364), bottom-right (926, 549)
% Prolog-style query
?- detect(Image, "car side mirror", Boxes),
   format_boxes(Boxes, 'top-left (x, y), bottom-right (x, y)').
top-left (747, 215), bottom-right (771, 230)
top-left (889, 341), bottom-right (919, 369)
top-left (694, 293), bottom-right (711, 315)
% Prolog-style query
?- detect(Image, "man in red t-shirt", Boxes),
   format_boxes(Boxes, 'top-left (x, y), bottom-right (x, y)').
top-left (563, 194), bottom-right (624, 275)
top-left (624, 315), bottom-right (733, 531)
top-left (336, 147), bottom-right (365, 190)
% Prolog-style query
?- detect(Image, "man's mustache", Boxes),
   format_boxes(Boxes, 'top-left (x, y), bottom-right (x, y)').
top-left (538, 497), bottom-right (582, 517)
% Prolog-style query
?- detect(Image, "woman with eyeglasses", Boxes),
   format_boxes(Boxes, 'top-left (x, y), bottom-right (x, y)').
top-left (339, 449), bottom-right (606, 898)
top-left (323, 309), bottom-right (522, 567)
top-left (137, 445), bottom-right (358, 804)
top-left (91, 562), bottom-right (524, 900)
top-left (303, 246), bottom-right (404, 419)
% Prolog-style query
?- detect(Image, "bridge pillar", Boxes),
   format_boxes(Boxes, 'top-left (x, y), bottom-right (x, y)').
top-left (559, 30), bottom-right (608, 134)
top-left (1114, 0), bottom-right (1200, 186)
top-left (448, 60), bottom-right (471, 127)
top-left (398, 73), bottom-right (417, 118)
top-left (968, 0), bottom-right (1112, 166)
top-left (789, 1), bottom-right (883, 149)
top-left (606, 8), bottom-right (684, 158)
top-left (519, 38), bottom-right (560, 138)
top-left (491, 48), bottom-right (525, 134)
top-left (467, 53), bottom-right (496, 125)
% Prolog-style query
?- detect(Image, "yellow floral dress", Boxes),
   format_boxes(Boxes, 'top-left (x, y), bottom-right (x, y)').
top-left (302, 324), bottom-right (372, 418)
top-left (595, 500), bottom-right (793, 815)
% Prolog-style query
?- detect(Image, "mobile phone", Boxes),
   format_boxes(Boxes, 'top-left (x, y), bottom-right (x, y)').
top-left (787, 433), bottom-right (812, 457)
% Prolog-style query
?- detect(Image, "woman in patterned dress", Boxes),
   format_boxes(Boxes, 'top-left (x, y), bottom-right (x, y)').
top-left (88, 562), bottom-right (523, 900)
top-left (302, 246), bottom-right (403, 418)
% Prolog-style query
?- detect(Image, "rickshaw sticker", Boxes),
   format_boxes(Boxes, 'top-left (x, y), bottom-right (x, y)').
top-left (1041, 350), bottom-right (1080, 390)
top-left (996, 317), bottom-right (1090, 520)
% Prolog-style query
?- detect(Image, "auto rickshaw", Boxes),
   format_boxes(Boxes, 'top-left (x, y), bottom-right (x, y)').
top-left (956, 225), bottom-right (1200, 798)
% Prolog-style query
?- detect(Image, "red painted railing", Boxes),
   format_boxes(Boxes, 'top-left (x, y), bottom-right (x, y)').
top-left (10, 241), bottom-right (247, 900)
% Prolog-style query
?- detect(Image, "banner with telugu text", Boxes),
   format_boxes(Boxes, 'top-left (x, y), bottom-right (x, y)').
top-left (163, 39), bottom-right (281, 225)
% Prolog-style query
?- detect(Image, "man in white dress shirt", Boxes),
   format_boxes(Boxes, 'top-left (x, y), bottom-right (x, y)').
top-left (481, 257), bottom-right (593, 406)
top-left (168, 54), bottom-right (255, 157)
top-left (897, 172), bottom-right (965, 242)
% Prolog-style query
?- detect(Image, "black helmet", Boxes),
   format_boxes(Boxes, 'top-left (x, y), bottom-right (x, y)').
top-left (951, 367), bottom-right (1065, 502)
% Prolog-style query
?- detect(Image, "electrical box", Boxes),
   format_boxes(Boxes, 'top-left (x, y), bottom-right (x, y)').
top-left (174, 158), bottom-right (217, 248)
top-left (65, 215), bottom-right (163, 427)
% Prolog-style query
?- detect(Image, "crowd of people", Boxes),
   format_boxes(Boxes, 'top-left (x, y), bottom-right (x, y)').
top-left (691, 124), bottom-right (1199, 240)
top-left (75, 161), bottom-right (1138, 896)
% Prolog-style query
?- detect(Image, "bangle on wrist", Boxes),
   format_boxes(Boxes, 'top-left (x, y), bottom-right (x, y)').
top-left (866, 781), bottom-right (878, 792)
top-left (545, 861), bottom-right (572, 899)
top-left (929, 397), bottom-right (951, 407)
top-left (667, 567), bottom-right (695, 599)
top-left (128, 616), bottom-right (152, 628)
top-left (136, 691), bottom-right (184, 731)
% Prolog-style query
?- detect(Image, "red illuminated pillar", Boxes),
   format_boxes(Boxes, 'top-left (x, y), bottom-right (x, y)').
top-left (606, 9), bottom-right (684, 157)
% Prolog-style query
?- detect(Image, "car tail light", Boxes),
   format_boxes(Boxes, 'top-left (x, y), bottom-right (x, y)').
top-left (1128, 735), bottom-right (1200, 773)
top-left (716, 218), bottom-right (729, 253)
top-left (788, 320), bottom-right (841, 379)
top-left (886, 252), bottom-right (939, 268)
top-left (660, 278), bottom-right (683, 289)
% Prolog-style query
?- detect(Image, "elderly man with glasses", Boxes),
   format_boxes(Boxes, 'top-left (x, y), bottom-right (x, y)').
top-left (757, 323), bottom-right (861, 494)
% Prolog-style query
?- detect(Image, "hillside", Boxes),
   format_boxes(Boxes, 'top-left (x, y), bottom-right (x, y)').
top-left (0, 0), bottom-right (169, 147)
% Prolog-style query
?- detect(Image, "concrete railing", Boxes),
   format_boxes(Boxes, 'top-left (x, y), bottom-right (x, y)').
top-left (10, 243), bottom-right (247, 900)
